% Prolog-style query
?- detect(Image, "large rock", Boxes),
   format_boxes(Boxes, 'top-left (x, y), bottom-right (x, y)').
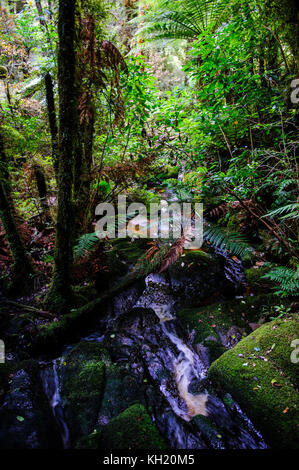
top-left (97, 365), bottom-right (146, 427)
top-left (0, 360), bottom-right (61, 448)
top-left (60, 341), bottom-right (108, 445)
top-left (116, 307), bottom-right (160, 331)
top-left (99, 404), bottom-right (166, 449)
top-left (177, 294), bottom-right (289, 365)
top-left (168, 250), bottom-right (236, 306)
top-left (208, 315), bottom-right (299, 449)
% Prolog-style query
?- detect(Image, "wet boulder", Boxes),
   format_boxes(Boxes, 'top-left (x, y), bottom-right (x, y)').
top-left (99, 403), bottom-right (166, 449)
top-left (168, 250), bottom-right (236, 306)
top-left (97, 364), bottom-right (146, 428)
top-left (116, 307), bottom-right (160, 331)
top-left (60, 341), bottom-right (108, 445)
top-left (177, 293), bottom-right (287, 365)
top-left (208, 315), bottom-right (299, 448)
top-left (0, 360), bottom-right (61, 449)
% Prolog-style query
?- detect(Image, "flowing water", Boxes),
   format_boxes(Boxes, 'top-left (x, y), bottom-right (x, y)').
top-left (39, 196), bottom-right (266, 449)
top-left (41, 358), bottom-right (70, 449)
top-left (40, 251), bottom-right (267, 449)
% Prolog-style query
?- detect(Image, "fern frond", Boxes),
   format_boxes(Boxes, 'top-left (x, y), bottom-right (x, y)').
top-left (263, 266), bottom-right (299, 295)
top-left (135, 0), bottom-right (232, 43)
top-left (159, 235), bottom-right (186, 272)
top-left (133, 241), bottom-right (170, 277)
top-left (263, 202), bottom-right (299, 221)
top-left (204, 224), bottom-right (253, 258)
top-left (73, 232), bottom-right (100, 261)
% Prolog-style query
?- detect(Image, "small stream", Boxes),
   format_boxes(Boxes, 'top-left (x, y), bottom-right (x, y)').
top-left (38, 187), bottom-right (266, 449)
top-left (39, 260), bottom-right (267, 449)
top-left (40, 359), bottom-right (71, 449)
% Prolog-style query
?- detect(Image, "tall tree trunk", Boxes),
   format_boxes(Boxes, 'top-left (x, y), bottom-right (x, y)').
top-left (73, 14), bottom-right (96, 236)
top-left (0, 131), bottom-right (34, 292)
top-left (73, 108), bottom-right (94, 235)
top-left (35, 0), bottom-right (46, 26)
top-left (32, 163), bottom-right (51, 221)
top-left (45, 72), bottom-right (59, 178)
top-left (45, 0), bottom-right (79, 313)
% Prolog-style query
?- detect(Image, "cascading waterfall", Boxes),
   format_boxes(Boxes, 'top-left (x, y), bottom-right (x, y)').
top-left (41, 359), bottom-right (70, 449)
top-left (135, 272), bottom-right (267, 449)
top-left (38, 247), bottom-right (267, 449)
top-left (161, 322), bottom-right (208, 421)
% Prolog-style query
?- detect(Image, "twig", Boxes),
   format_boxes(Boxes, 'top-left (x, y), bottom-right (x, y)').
top-left (1, 300), bottom-right (53, 318)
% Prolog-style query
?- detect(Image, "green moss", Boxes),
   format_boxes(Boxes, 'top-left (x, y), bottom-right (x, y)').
top-left (226, 214), bottom-right (239, 231)
top-left (99, 403), bottom-right (166, 449)
top-left (109, 238), bottom-right (149, 265)
top-left (245, 266), bottom-right (274, 294)
top-left (60, 342), bottom-right (108, 442)
top-left (96, 363), bottom-right (147, 430)
top-left (177, 294), bottom-right (290, 362)
top-left (169, 249), bottom-right (217, 278)
top-left (178, 293), bottom-right (288, 344)
top-left (75, 429), bottom-right (101, 449)
top-left (165, 165), bottom-right (179, 179)
top-left (208, 315), bottom-right (299, 449)
top-left (180, 250), bottom-right (214, 266)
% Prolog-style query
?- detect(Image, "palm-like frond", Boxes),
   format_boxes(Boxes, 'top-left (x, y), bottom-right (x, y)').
top-left (73, 232), bottom-right (100, 260)
top-left (204, 224), bottom-right (253, 258)
top-left (135, 0), bottom-right (233, 42)
top-left (263, 266), bottom-right (299, 296)
top-left (263, 202), bottom-right (299, 221)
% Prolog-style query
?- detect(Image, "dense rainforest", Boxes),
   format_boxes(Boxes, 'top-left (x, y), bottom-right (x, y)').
top-left (0, 0), bottom-right (298, 453)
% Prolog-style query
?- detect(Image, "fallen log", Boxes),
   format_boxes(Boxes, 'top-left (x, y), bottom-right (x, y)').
top-left (1, 300), bottom-right (53, 319)
top-left (29, 273), bottom-right (145, 357)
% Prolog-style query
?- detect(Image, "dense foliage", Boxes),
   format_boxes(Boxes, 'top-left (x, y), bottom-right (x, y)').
top-left (0, 0), bottom-right (298, 303)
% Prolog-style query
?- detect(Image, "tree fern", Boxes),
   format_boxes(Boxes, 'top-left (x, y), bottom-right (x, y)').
top-left (135, 0), bottom-right (232, 42)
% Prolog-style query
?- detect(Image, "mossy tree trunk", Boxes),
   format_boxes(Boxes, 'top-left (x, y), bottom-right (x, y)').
top-left (73, 108), bottom-right (95, 235)
top-left (0, 132), bottom-right (34, 292)
top-left (73, 13), bottom-right (96, 237)
top-left (45, 72), bottom-right (59, 179)
top-left (45, 0), bottom-right (80, 313)
top-left (32, 163), bottom-right (51, 222)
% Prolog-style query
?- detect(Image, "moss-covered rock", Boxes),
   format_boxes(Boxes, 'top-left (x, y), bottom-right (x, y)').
top-left (97, 364), bottom-right (146, 429)
top-left (158, 164), bottom-right (179, 181)
top-left (177, 294), bottom-right (290, 363)
top-left (75, 429), bottom-right (101, 449)
top-left (0, 360), bottom-right (61, 448)
top-left (31, 274), bottom-right (145, 355)
top-left (171, 249), bottom-right (216, 273)
top-left (108, 238), bottom-right (149, 265)
top-left (208, 315), bottom-right (299, 449)
top-left (60, 341), bottom-right (108, 444)
top-left (169, 249), bottom-right (237, 306)
top-left (245, 265), bottom-right (274, 294)
top-left (99, 404), bottom-right (166, 449)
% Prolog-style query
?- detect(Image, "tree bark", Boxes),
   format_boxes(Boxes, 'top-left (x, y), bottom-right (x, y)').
top-left (45, 72), bottom-right (59, 178)
top-left (0, 131), bottom-right (34, 292)
top-left (32, 163), bottom-right (51, 221)
top-left (45, 0), bottom-right (79, 313)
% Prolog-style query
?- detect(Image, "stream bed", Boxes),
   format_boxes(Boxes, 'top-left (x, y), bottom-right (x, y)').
top-left (37, 256), bottom-right (267, 449)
